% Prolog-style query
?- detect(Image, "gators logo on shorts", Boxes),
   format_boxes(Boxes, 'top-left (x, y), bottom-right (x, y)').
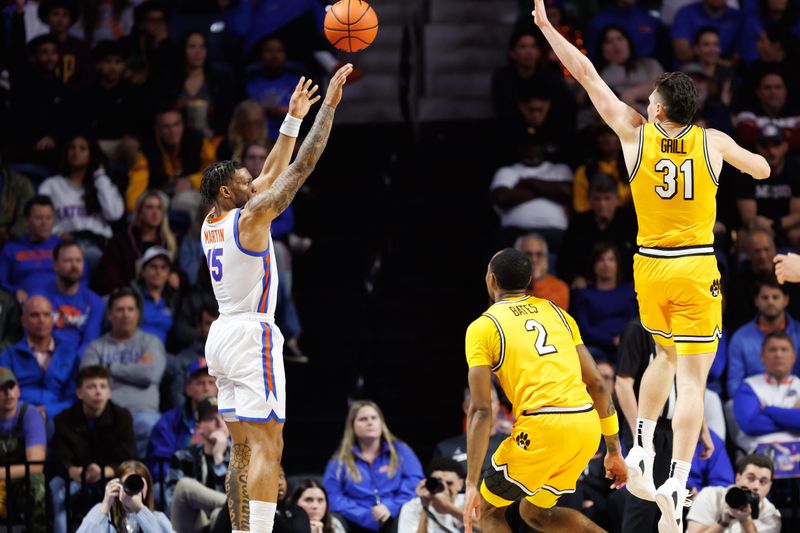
top-left (515, 432), bottom-right (530, 450)
top-left (710, 279), bottom-right (720, 297)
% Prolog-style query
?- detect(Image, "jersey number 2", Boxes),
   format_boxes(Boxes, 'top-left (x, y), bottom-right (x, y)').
top-left (207, 248), bottom-right (223, 281)
top-left (525, 319), bottom-right (557, 356)
top-left (655, 159), bottom-right (694, 200)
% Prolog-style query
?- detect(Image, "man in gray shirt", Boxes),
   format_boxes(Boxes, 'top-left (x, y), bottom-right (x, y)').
top-left (81, 287), bottom-right (165, 457)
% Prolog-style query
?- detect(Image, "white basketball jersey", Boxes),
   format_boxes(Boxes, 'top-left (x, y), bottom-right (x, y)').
top-left (201, 208), bottom-right (278, 320)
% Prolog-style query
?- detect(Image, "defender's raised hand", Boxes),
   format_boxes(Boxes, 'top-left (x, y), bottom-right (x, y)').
top-left (288, 77), bottom-right (321, 120)
top-left (532, 0), bottom-right (551, 29)
top-left (324, 63), bottom-right (354, 108)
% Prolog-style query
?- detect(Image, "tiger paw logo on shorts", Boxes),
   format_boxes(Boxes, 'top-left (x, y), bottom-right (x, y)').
top-left (515, 432), bottom-right (530, 450)
top-left (709, 279), bottom-right (720, 297)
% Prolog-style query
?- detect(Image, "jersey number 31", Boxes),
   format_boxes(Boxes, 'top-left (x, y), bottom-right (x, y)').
top-left (655, 159), bottom-right (694, 200)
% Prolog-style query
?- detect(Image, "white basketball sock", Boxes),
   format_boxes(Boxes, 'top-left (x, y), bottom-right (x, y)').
top-left (669, 459), bottom-right (692, 487)
top-left (635, 418), bottom-right (657, 453)
top-left (250, 500), bottom-right (277, 533)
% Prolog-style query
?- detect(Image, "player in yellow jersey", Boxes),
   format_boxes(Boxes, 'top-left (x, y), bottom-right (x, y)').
top-left (462, 248), bottom-right (627, 533)
top-left (531, 1), bottom-right (770, 532)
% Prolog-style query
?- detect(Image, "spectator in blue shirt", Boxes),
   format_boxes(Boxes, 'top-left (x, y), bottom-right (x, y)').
top-left (672, 0), bottom-right (744, 65)
top-left (245, 36), bottom-right (301, 141)
top-left (739, 0), bottom-right (800, 63)
top-left (587, 0), bottom-right (664, 62)
top-left (324, 400), bottom-right (424, 532)
top-left (688, 428), bottom-right (734, 496)
top-left (0, 195), bottom-right (59, 302)
top-left (132, 246), bottom-right (178, 345)
top-left (727, 275), bottom-right (800, 397)
top-left (30, 240), bottom-right (104, 356)
top-left (148, 358), bottom-right (217, 478)
top-left (0, 295), bottom-right (79, 423)
top-left (571, 242), bottom-right (638, 363)
top-left (734, 331), bottom-right (800, 453)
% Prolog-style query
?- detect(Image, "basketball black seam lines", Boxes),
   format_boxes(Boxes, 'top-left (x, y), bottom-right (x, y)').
top-left (328, 35), bottom-right (372, 48)
top-left (347, 0), bottom-right (352, 53)
top-left (351, 3), bottom-right (372, 25)
top-left (324, 24), bottom-right (378, 32)
top-left (329, 4), bottom-right (346, 25)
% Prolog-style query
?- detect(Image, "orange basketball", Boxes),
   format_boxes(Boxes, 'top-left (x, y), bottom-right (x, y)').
top-left (324, 0), bottom-right (379, 53)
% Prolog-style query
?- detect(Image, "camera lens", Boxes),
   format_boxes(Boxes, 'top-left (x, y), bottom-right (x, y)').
top-left (424, 477), bottom-right (444, 494)
top-left (725, 486), bottom-right (760, 520)
top-left (724, 486), bottom-right (747, 509)
top-left (123, 474), bottom-right (144, 496)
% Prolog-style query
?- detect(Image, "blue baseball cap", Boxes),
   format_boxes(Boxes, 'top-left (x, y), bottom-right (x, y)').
top-left (186, 358), bottom-right (209, 381)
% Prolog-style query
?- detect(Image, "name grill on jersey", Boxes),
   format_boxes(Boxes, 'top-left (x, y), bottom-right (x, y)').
top-left (203, 229), bottom-right (225, 244)
top-left (660, 138), bottom-right (687, 154)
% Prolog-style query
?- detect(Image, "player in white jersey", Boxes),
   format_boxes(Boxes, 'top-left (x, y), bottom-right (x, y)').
top-left (199, 64), bottom-right (353, 533)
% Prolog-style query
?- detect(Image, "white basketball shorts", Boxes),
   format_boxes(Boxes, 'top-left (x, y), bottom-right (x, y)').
top-left (205, 314), bottom-right (286, 422)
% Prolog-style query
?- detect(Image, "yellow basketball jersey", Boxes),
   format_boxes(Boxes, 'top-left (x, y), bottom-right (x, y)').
top-left (465, 295), bottom-right (592, 419)
top-left (629, 123), bottom-right (718, 248)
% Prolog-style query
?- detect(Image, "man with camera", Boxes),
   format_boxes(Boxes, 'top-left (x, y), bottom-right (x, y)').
top-left (166, 397), bottom-right (230, 532)
top-left (686, 454), bottom-right (781, 533)
top-left (398, 458), bottom-right (465, 533)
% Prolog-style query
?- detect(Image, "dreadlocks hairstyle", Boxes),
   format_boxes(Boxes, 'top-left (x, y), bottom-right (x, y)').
top-left (200, 160), bottom-right (243, 205)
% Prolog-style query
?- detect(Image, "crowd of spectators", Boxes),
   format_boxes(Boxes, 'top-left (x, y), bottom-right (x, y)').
top-left (0, 0), bottom-right (797, 532)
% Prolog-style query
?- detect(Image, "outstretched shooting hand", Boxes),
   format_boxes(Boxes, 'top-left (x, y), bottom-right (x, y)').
top-left (288, 77), bottom-right (321, 120)
top-left (324, 63), bottom-right (354, 108)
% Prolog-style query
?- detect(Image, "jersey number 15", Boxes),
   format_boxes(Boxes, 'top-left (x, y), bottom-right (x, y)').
top-left (207, 248), bottom-right (223, 281)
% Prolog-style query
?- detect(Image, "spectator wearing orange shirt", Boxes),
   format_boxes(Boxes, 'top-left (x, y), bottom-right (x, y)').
top-left (515, 232), bottom-right (569, 310)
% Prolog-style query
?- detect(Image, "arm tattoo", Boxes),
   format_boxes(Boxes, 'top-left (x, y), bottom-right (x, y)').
top-left (606, 438), bottom-right (619, 454)
top-left (227, 442), bottom-right (252, 530)
top-left (606, 402), bottom-right (616, 416)
top-left (248, 104), bottom-right (336, 215)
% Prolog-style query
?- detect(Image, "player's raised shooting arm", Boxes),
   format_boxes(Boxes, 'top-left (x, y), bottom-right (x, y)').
top-left (253, 77), bottom-right (321, 192)
top-left (532, 0), bottom-right (643, 143)
top-left (466, 366), bottom-right (493, 488)
top-left (245, 64), bottom-right (352, 219)
top-left (576, 344), bottom-right (622, 454)
top-left (245, 104), bottom-right (334, 218)
top-left (708, 129), bottom-right (770, 180)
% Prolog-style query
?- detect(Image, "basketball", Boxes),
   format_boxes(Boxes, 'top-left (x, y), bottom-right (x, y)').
top-left (324, 0), bottom-right (379, 53)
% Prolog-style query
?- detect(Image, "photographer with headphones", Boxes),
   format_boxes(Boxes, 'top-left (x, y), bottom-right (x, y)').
top-left (686, 454), bottom-right (781, 533)
top-left (398, 458), bottom-right (465, 533)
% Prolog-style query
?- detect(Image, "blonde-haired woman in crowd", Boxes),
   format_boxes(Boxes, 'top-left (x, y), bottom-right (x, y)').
top-left (216, 99), bottom-right (270, 161)
top-left (92, 190), bottom-right (177, 295)
top-left (323, 400), bottom-right (424, 533)
top-left (77, 460), bottom-right (174, 532)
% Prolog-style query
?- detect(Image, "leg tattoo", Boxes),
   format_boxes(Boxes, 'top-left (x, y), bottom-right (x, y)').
top-left (228, 442), bottom-right (252, 530)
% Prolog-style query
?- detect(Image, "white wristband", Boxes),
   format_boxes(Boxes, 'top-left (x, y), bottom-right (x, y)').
top-left (279, 114), bottom-right (302, 138)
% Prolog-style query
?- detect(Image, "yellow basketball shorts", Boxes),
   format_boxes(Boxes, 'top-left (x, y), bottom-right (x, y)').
top-left (480, 409), bottom-right (600, 509)
top-left (633, 251), bottom-right (722, 355)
